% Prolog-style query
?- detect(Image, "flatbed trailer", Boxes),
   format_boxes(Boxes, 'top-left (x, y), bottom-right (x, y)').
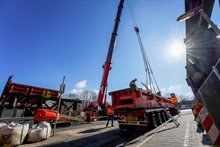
top-left (109, 88), bottom-right (178, 129)
top-left (0, 76), bottom-right (82, 122)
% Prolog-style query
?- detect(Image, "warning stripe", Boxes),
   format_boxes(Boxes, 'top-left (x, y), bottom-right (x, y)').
top-left (198, 107), bottom-right (208, 122)
top-left (208, 124), bottom-right (220, 144)
top-left (192, 104), bottom-right (220, 145)
top-left (194, 105), bottom-right (203, 115)
top-left (202, 115), bottom-right (213, 132)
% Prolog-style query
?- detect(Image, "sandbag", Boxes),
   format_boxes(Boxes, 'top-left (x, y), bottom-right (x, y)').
top-left (0, 122), bottom-right (6, 146)
top-left (0, 123), bottom-right (6, 130)
top-left (0, 122), bottom-right (29, 146)
top-left (27, 121), bottom-right (51, 143)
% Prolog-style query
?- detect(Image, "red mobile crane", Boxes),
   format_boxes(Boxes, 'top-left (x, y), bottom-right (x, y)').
top-left (83, 0), bottom-right (124, 121)
top-left (97, 0), bottom-right (124, 112)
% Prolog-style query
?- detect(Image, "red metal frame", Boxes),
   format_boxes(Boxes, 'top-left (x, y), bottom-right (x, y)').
top-left (110, 88), bottom-right (175, 111)
top-left (8, 83), bottom-right (59, 98)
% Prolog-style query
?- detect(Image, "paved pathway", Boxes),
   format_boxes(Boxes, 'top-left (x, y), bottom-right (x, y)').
top-left (133, 109), bottom-right (212, 147)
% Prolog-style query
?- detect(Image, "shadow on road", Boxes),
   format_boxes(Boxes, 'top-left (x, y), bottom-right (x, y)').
top-left (202, 134), bottom-right (212, 145)
top-left (196, 124), bottom-right (204, 133)
top-left (78, 127), bottom-right (107, 133)
top-left (196, 125), bottom-right (211, 145)
top-left (47, 128), bottom-right (147, 147)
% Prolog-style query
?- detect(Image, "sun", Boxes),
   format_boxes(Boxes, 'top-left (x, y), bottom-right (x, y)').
top-left (162, 37), bottom-right (186, 63)
top-left (165, 38), bottom-right (186, 62)
top-left (169, 39), bottom-right (185, 58)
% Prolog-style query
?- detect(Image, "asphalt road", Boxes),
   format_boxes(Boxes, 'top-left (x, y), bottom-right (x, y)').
top-left (20, 109), bottom-right (212, 147)
top-left (50, 122), bottom-right (149, 147)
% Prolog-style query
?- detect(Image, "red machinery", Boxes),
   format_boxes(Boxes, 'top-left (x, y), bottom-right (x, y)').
top-left (0, 76), bottom-right (82, 123)
top-left (97, 0), bottom-right (124, 110)
top-left (34, 108), bottom-right (83, 123)
top-left (0, 76), bottom-right (59, 110)
top-left (84, 0), bottom-right (124, 117)
top-left (109, 88), bottom-right (178, 129)
top-left (107, 1), bottom-right (180, 129)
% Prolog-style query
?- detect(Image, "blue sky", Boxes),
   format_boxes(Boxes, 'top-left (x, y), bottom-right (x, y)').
top-left (0, 0), bottom-right (219, 101)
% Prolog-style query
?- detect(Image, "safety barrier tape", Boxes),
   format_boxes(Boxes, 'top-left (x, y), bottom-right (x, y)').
top-left (192, 104), bottom-right (220, 145)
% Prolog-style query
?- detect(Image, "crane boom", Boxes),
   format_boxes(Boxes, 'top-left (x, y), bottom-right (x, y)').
top-left (97, 0), bottom-right (124, 108)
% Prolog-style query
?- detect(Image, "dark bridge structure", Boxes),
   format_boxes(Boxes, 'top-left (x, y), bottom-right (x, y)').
top-left (182, 0), bottom-right (220, 130)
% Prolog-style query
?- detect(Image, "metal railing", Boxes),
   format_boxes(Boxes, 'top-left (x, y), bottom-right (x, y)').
top-left (195, 58), bottom-right (220, 130)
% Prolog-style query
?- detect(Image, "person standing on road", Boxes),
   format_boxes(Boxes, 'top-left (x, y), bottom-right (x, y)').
top-left (86, 110), bottom-right (91, 122)
top-left (106, 107), bottom-right (114, 127)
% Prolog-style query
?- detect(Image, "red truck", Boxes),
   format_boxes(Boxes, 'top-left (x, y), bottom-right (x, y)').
top-left (109, 87), bottom-right (178, 129)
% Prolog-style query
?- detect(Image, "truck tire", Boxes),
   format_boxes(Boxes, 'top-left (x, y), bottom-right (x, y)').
top-left (161, 111), bottom-right (167, 122)
top-left (150, 113), bottom-right (157, 129)
top-left (165, 111), bottom-right (170, 120)
top-left (157, 113), bottom-right (162, 125)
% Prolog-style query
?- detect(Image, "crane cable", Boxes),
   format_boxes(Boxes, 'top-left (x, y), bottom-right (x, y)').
top-left (127, 0), bottom-right (150, 88)
top-left (127, 0), bottom-right (180, 127)
top-left (127, 0), bottom-right (160, 94)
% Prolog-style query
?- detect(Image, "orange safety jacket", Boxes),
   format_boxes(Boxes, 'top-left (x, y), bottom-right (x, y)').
top-left (170, 97), bottom-right (178, 105)
top-left (107, 107), bottom-right (114, 115)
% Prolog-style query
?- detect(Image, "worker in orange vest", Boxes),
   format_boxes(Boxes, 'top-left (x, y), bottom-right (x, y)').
top-left (106, 107), bottom-right (114, 127)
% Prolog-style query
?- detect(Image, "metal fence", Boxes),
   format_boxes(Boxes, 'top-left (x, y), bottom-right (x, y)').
top-left (195, 58), bottom-right (220, 130)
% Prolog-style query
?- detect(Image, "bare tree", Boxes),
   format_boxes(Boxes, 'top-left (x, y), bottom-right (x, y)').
top-left (62, 93), bottom-right (78, 99)
top-left (80, 90), bottom-right (98, 102)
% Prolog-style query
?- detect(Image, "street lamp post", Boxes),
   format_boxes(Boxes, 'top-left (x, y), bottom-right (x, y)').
top-left (177, 6), bottom-right (220, 39)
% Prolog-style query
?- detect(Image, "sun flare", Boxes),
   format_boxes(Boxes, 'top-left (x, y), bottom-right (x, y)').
top-left (168, 39), bottom-right (185, 59)
top-left (165, 38), bottom-right (186, 62)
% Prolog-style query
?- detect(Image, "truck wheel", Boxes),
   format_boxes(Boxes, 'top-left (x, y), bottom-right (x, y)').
top-left (157, 113), bottom-right (162, 125)
top-left (165, 111), bottom-right (170, 120)
top-left (150, 113), bottom-right (157, 129)
top-left (162, 112), bottom-right (167, 122)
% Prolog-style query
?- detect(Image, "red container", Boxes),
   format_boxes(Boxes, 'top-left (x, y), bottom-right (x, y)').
top-left (34, 109), bottom-right (58, 122)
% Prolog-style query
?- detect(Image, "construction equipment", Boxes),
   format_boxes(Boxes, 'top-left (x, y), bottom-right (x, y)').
top-left (109, 1), bottom-right (179, 130)
top-left (97, 0), bottom-right (124, 111)
top-left (109, 30), bottom-right (180, 128)
top-left (110, 88), bottom-right (178, 129)
top-left (84, 0), bottom-right (124, 117)
top-left (34, 109), bottom-right (83, 123)
top-left (0, 76), bottom-right (82, 123)
top-left (135, 24), bottom-right (180, 127)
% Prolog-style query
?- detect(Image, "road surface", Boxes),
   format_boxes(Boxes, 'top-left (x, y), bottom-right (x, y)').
top-left (20, 109), bottom-right (212, 147)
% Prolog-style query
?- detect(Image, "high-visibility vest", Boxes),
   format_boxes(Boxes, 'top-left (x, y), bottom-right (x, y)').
top-left (170, 97), bottom-right (178, 104)
top-left (107, 108), bottom-right (114, 115)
